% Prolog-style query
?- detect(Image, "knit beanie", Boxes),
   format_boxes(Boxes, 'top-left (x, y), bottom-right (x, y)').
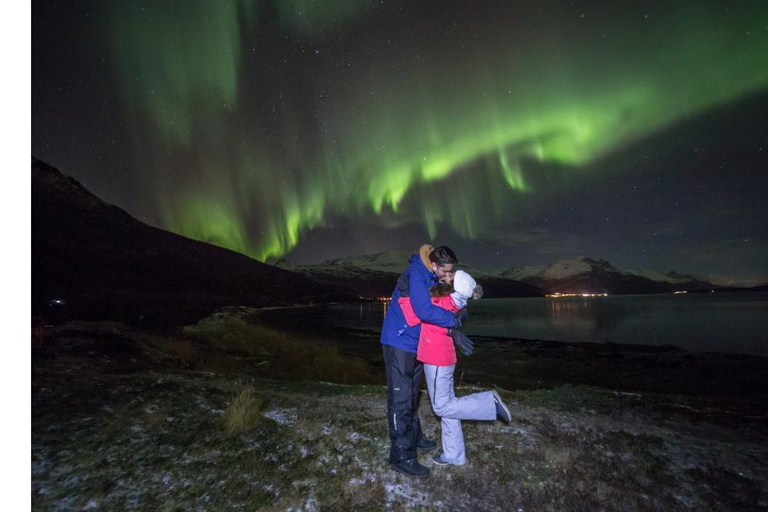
top-left (453, 270), bottom-right (476, 299)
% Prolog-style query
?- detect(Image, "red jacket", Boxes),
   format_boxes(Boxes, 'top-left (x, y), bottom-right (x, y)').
top-left (399, 295), bottom-right (459, 366)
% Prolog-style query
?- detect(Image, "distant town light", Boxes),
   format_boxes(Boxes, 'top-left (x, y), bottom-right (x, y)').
top-left (545, 292), bottom-right (608, 298)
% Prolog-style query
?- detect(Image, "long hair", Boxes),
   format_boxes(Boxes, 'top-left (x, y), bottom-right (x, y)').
top-left (429, 282), bottom-right (454, 298)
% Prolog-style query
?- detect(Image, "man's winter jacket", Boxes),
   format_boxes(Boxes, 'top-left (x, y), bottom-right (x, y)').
top-left (380, 251), bottom-right (456, 353)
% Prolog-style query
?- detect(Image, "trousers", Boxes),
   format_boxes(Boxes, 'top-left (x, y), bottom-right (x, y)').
top-left (423, 363), bottom-right (496, 465)
top-left (382, 344), bottom-right (425, 463)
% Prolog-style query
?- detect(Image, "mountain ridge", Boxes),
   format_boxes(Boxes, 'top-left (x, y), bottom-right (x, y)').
top-left (32, 157), bottom-right (355, 327)
top-left (276, 251), bottom-right (545, 298)
top-left (278, 253), bottom-right (768, 296)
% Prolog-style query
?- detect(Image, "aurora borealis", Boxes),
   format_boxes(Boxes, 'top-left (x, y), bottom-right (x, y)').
top-left (33, 1), bottom-right (768, 277)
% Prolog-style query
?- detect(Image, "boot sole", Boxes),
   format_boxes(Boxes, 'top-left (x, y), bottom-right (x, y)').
top-left (492, 390), bottom-right (512, 424)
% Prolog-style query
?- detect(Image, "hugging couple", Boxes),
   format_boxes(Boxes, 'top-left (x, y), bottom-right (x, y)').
top-left (380, 245), bottom-right (512, 478)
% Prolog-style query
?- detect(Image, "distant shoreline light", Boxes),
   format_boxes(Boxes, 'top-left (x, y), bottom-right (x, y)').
top-left (545, 292), bottom-right (609, 298)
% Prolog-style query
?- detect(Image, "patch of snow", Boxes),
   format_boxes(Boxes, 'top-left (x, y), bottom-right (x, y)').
top-left (346, 431), bottom-right (368, 442)
top-left (264, 408), bottom-right (297, 425)
top-left (383, 482), bottom-right (431, 507)
top-left (32, 458), bottom-right (53, 477)
top-left (263, 484), bottom-right (279, 499)
top-left (348, 471), bottom-right (377, 486)
top-left (542, 259), bottom-right (591, 279)
top-left (83, 499), bottom-right (99, 510)
top-left (61, 475), bottom-right (81, 488)
top-left (499, 265), bottom-right (546, 281)
top-left (626, 269), bottom-right (687, 283)
top-left (507, 425), bottom-right (530, 436)
top-left (196, 397), bottom-right (225, 415)
top-left (129, 425), bottom-right (144, 433)
top-left (57, 449), bottom-right (73, 460)
top-left (174, 453), bottom-right (194, 465)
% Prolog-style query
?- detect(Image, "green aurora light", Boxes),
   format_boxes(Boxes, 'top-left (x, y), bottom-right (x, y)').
top-left (106, 1), bottom-right (768, 261)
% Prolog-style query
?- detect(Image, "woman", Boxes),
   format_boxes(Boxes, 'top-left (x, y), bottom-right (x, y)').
top-left (400, 270), bottom-right (512, 466)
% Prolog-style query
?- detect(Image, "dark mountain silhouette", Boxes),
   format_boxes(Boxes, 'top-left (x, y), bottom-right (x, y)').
top-left (32, 157), bottom-right (355, 327)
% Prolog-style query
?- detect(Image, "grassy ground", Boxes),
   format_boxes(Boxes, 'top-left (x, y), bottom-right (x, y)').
top-left (31, 313), bottom-right (768, 510)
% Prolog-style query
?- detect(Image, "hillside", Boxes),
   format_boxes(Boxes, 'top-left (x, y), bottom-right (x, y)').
top-left (32, 158), bottom-right (355, 327)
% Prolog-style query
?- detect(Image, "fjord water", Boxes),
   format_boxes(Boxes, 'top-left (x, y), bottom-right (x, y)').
top-left (319, 292), bottom-right (768, 357)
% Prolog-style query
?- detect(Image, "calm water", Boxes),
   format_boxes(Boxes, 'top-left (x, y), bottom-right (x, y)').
top-left (315, 292), bottom-right (768, 356)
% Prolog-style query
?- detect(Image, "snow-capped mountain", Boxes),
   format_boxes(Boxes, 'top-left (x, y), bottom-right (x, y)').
top-left (276, 251), bottom-right (544, 298)
top-left (496, 256), bottom-right (716, 294)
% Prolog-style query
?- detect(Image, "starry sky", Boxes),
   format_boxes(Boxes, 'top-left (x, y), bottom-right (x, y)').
top-left (32, 1), bottom-right (768, 279)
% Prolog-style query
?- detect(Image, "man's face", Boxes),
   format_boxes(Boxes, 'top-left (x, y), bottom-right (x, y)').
top-left (433, 263), bottom-right (455, 284)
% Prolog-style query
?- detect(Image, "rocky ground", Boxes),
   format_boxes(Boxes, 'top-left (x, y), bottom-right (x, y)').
top-left (31, 314), bottom-right (768, 510)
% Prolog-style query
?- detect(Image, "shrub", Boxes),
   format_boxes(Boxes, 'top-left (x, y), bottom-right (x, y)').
top-left (224, 386), bottom-right (262, 435)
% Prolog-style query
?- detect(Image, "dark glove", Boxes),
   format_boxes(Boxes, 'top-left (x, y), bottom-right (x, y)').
top-left (451, 330), bottom-right (474, 356)
top-left (454, 308), bottom-right (469, 330)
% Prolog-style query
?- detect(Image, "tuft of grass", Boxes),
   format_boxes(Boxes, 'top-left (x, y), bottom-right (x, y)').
top-left (224, 386), bottom-right (262, 435)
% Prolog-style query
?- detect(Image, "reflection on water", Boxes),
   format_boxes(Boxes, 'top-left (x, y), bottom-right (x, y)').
top-left (546, 297), bottom-right (627, 343)
top-left (360, 300), bottom-right (390, 322)
top-left (318, 292), bottom-right (768, 356)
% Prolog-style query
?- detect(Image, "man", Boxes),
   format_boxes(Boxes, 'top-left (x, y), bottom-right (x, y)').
top-left (380, 245), bottom-right (463, 477)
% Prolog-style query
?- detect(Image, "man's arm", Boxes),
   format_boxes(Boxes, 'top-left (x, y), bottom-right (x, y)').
top-left (409, 269), bottom-right (457, 328)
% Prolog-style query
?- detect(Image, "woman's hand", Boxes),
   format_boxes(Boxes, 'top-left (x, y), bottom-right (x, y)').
top-left (454, 308), bottom-right (469, 329)
top-left (451, 330), bottom-right (474, 356)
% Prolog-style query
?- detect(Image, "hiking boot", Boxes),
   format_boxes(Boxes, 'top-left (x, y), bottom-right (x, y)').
top-left (416, 438), bottom-right (437, 451)
top-left (432, 453), bottom-right (451, 466)
top-left (492, 390), bottom-right (511, 424)
top-left (391, 458), bottom-right (430, 478)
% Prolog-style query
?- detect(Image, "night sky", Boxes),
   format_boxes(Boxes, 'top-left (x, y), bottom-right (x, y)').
top-left (32, 1), bottom-right (768, 280)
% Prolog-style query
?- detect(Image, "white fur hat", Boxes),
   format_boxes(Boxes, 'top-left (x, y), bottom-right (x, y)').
top-left (453, 270), bottom-right (477, 298)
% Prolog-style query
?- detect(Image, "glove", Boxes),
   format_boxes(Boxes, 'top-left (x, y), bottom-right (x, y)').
top-left (454, 308), bottom-right (469, 330)
top-left (451, 330), bottom-right (475, 356)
